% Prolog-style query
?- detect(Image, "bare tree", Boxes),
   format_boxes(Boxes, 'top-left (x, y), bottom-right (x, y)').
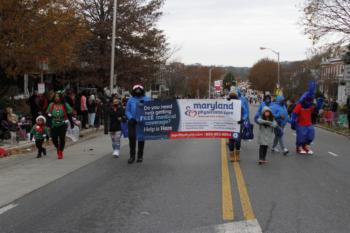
top-left (302, 0), bottom-right (350, 46)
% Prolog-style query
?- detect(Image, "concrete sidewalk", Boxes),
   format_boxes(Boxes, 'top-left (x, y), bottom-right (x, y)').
top-left (0, 127), bottom-right (104, 157)
top-left (0, 133), bottom-right (129, 208)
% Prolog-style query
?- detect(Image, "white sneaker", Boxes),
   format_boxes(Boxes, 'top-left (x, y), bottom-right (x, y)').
top-left (272, 147), bottom-right (279, 153)
top-left (113, 150), bottom-right (120, 158)
top-left (305, 147), bottom-right (314, 155)
top-left (283, 148), bottom-right (289, 155)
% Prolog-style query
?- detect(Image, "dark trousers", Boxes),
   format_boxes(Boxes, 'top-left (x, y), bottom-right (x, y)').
top-left (259, 145), bottom-right (268, 161)
top-left (51, 125), bottom-right (67, 151)
top-left (128, 121), bottom-right (145, 159)
top-left (81, 111), bottom-right (88, 128)
top-left (103, 114), bottom-right (109, 135)
top-left (31, 113), bottom-right (38, 126)
top-left (229, 138), bottom-right (241, 152)
top-left (35, 139), bottom-right (44, 155)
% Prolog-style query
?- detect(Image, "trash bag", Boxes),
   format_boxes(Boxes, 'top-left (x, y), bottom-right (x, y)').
top-left (241, 121), bottom-right (254, 140)
top-left (66, 120), bottom-right (80, 142)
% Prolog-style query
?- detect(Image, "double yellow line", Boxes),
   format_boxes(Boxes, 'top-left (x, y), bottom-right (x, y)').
top-left (221, 139), bottom-right (255, 221)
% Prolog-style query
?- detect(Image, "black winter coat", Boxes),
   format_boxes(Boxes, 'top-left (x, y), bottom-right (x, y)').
top-left (109, 107), bottom-right (124, 132)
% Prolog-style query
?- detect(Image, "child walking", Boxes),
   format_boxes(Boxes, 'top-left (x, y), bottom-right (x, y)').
top-left (257, 107), bottom-right (277, 165)
top-left (30, 116), bottom-right (49, 158)
top-left (109, 98), bottom-right (124, 157)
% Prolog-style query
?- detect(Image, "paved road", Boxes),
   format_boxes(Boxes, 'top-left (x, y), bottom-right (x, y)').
top-left (0, 112), bottom-right (349, 232)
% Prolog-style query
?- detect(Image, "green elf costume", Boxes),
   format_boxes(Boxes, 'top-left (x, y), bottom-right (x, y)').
top-left (30, 116), bottom-right (50, 158)
top-left (47, 91), bottom-right (74, 159)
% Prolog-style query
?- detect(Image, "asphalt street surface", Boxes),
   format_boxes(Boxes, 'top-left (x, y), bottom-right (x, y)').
top-left (0, 111), bottom-right (349, 232)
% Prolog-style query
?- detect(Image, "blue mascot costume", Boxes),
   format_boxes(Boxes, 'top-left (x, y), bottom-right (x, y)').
top-left (291, 81), bottom-right (323, 155)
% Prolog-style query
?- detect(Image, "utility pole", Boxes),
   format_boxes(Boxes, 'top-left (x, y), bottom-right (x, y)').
top-left (110, 0), bottom-right (118, 93)
top-left (208, 68), bottom-right (213, 99)
top-left (260, 47), bottom-right (280, 87)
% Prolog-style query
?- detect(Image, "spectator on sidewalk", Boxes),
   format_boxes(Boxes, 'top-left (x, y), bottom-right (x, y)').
top-left (65, 89), bottom-right (77, 116)
top-left (6, 107), bottom-right (18, 145)
top-left (330, 98), bottom-right (338, 127)
top-left (38, 93), bottom-right (49, 116)
top-left (30, 116), bottom-right (49, 158)
top-left (87, 94), bottom-right (96, 128)
top-left (347, 95), bottom-right (350, 131)
top-left (95, 97), bottom-right (103, 129)
top-left (80, 92), bottom-right (88, 129)
top-left (28, 91), bottom-right (40, 126)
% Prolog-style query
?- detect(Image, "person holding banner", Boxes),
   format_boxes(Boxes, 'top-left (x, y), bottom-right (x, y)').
top-left (227, 89), bottom-right (249, 162)
top-left (126, 85), bottom-right (150, 164)
top-left (238, 87), bottom-right (250, 119)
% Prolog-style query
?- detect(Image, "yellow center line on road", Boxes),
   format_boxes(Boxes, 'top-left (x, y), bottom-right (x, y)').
top-left (221, 139), bottom-right (234, 221)
top-left (233, 162), bottom-right (256, 220)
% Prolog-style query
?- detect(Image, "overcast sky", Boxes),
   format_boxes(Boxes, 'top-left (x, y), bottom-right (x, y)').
top-left (158, 0), bottom-right (313, 67)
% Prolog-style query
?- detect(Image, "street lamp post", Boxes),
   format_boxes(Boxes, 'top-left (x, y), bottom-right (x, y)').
top-left (208, 68), bottom-right (213, 99)
top-left (110, 0), bottom-right (118, 93)
top-left (260, 47), bottom-right (280, 87)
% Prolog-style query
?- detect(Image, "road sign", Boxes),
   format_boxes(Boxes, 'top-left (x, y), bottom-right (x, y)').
top-left (214, 80), bottom-right (222, 93)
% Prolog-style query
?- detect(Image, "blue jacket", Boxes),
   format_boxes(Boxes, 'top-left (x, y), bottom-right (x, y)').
top-left (254, 101), bottom-right (271, 124)
top-left (237, 89), bottom-right (250, 121)
top-left (126, 95), bottom-right (150, 121)
top-left (270, 96), bottom-right (289, 127)
top-left (241, 99), bottom-right (249, 121)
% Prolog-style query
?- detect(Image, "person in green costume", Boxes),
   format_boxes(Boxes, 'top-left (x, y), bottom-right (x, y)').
top-left (47, 91), bottom-right (74, 159)
top-left (30, 115), bottom-right (50, 158)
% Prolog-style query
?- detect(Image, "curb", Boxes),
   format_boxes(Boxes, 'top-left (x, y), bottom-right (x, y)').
top-left (1, 128), bottom-right (105, 157)
top-left (315, 124), bottom-right (350, 138)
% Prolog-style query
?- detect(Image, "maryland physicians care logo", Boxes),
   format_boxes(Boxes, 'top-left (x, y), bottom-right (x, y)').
top-left (185, 101), bottom-right (235, 118)
top-left (185, 106), bottom-right (198, 118)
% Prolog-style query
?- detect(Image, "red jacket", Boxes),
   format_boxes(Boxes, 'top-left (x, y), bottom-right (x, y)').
top-left (293, 103), bottom-right (315, 126)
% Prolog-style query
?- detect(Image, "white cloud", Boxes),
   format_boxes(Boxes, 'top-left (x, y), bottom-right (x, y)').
top-left (158, 0), bottom-right (313, 66)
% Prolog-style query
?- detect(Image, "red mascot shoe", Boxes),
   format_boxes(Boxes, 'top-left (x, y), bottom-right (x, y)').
top-left (303, 145), bottom-right (314, 155)
top-left (57, 150), bottom-right (63, 159)
top-left (297, 146), bottom-right (307, 155)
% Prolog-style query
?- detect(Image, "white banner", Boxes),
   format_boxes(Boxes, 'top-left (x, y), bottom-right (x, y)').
top-left (137, 99), bottom-right (242, 140)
